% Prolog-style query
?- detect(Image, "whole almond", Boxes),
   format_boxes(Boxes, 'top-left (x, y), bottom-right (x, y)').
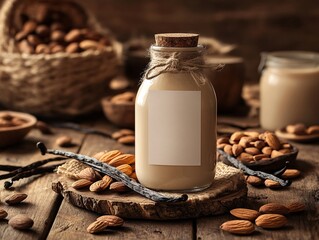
top-left (262, 146), bottom-right (273, 155)
top-left (112, 129), bottom-right (135, 140)
top-left (278, 148), bottom-right (292, 154)
top-left (230, 208), bottom-right (260, 221)
top-left (264, 179), bottom-right (282, 189)
top-left (281, 169), bottom-right (301, 179)
top-left (9, 214), bottom-right (34, 230)
top-left (18, 40), bottom-right (34, 54)
top-left (259, 203), bottom-right (289, 215)
top-left (232, 144), bottom-right (244, 157)
top-left (230, 132), bottom-right (245, 143)
top-left (90, 179), bottom-right (111, 192)
top-left (244, 131), bottom-right (260, 138)
top-left (286, 123), bottom-right (307, 135)
top-left (55, 136), bottom-right (73, 147)
top-left (51, 30), bottom-right (65, 42)
top-left (80, 40), bottom-right (100, 50)
top-left (253, 140), bottom-right (266, 149)
top-left (66, 42), bottom-right (80, 53)
top-left (271, 150), bottom-right (284, 158)
top-left (87, 220), bottom-right (108, 234)
top-left (238, 152), bottom-right (254, 163)
top-left (36, 25), bottom-right (50, 37)
top-left (5, 193), bottom-right (28, 205)
top-left (253, 154), bottom-right (270, 161)
top-left (96, 215), bottom-right (124, 227)
top-left (265, 133), bottom-right (281, 150)
top-left (223, 144), bottom-right (233, 156)
top-left (245, 147), bottom-right (260, 156)
top-left (306, 125), bottom-right (319, 135)
top-left (282, 143), bottom-right (292, 149)
top-left (51, 44), bottom-right (64, 54)
top-left (255, 214), bottom-right (287, 229)
top-left (286, 202), bottom-right (306, 213)
top-left (77, 167), bottom-right (100, 182)
top-left (35, 43), bottom-right (50, 54)
top-left (217, 143), bottom-right (228, 149)
top-left (217, 137), bottom-right (229, 145)
top-left (94, 150), bottom-right (122, 163)
top-left (65, 29), bottom-right (82, 42)
top-left (27, 34), bottom-right (41, 46)
top-left (246, 175), bottom-right (263, 186)
top-left (0, 208), bottom-right (8, 219)
top-left (109, 181), bottom-right (130, 192)
top-left (220, 220), bottom-right (255, 235)
top-left (71, 179), bottom-right (92, 189)
top-left (118, 135), bottom-right (135, 145)
top-left (116, 164), bottom-right (133, 176)
top-left (109, 154), bottom-right (135, 167)
top-left (23, 20), bottom-right (37, 34)
top-left (15, 31), bottom-right (28, 41)
top-left (239, 137), bottom-right (254, 148)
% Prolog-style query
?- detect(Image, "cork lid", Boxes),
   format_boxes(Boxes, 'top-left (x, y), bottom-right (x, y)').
top-left (155, 33), bottom-right (199, 48)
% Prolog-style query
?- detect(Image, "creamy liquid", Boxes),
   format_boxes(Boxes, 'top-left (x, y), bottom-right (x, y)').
top-left (260, 67), bottom-right (319, 130)
top-left (135, 71), bottom-right (217, 191)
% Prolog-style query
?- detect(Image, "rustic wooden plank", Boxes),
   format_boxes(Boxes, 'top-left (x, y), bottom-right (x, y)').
top-left (197, 141), bottom-right (319, 239)
top-left (48, 121), bottom-right (194, 239)
top-left (0, 127), bottom-right (85, 240)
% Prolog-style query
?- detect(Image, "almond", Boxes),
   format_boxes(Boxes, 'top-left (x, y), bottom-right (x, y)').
top-left (112, 129), bottom-right (135, 140)
top-left (244, 131), bottom-right (260, 138)
top-left (55, 136), bottom-right (74, 147)
top-left (23, 20), bottom-right (37, 34)
top-left (230, 208), bottom-right (260, 221)
top-left (51, 30), bottom-right (65, 42)
top-left (220, 220), bottom-right (255, 235)
top-left (232, 144), bottom-right (244, 157)
top-left (217, 137), bottom-right (229, 145)
top-left (281, 169), bottom-right (301, 179)
top-left (259, 203), bottom-right (289, 215)
top-left (109, 181), bottom-right (130, 192)
top-left (262, 146), bottom-right (273, 155)
top-left (116, 164), bottom-right (133, 176)
top-left (36, 25), bottom-right (50, 37)
top-left (71, 179), bottom-right (92, 189)
top-left (118, 135), bottom-right (135, 145)
top-left (253, 154), bottom-right (270, 161)
top-left (217, 143), bottom-right (228, 149)
top-left (223, 144), bottom-right (233, 156)
top-left (5, 193), bottom-right (28, 205)
top-left (80, 40), bottom-right (100, 50)
top-left (265, 133), bottom-right (281, 150)
top-left (89, 179), bottom-right (112, 192)
top-left (0, 208), bottom-right (8, 219)
top-left (87, 220), bottom-right (108, 234)
top-left (245, 147), bottom-right (260, 155)
top-left (286, 202), bottom-right (306, 213)
top-left (255, 214), bottom-right (287, 229)
top-left (230, 132), bottom-right (245, 143)
top-left (238, 152), bottom-right (254, 164)
top-left (108, 154), bottom-right (135, 167)
top-left (9, 214), bottom-right (34, 230)
top-left (130, 172), bottom-right (138, 180)
top-left (282, 143), bottom-right (292, 149)
top-left (77, 167), bottom-right (100, 182)
top-left (96, 215), bottom-right (124, 227)
top-left (286, 123), bottom-right (307, 135)
top-left (94, 150), bottom-right (122, 163)
top-left (271, 150), bottom-right (284, 158)
top-left (264, 179), bottom-right (282, 189)
top-left (246, 175), bottom-right (263, 186)
top-left (306, 125), bottom-right (319, 135)
top-left (65, 29), bottom-right (82, 42)
top-left (66, 42), bottom-right (80, 53)
top-left (239, 137), bottom-right (254, 148)
top-left (253, 140), bottom-right (266, 149)
top-left (278, 148), bottom-right (292, 154)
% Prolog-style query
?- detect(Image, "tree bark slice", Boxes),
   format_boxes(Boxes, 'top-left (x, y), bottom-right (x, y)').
top-left (52, 162), bottom-right (247, 220)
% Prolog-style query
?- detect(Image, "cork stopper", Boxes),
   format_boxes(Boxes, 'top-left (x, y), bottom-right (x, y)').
top-left (155, 33), bottom-right (199, 47)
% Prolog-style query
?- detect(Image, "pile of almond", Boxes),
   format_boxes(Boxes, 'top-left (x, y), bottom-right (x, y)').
top-left (1, 193), bottom-right (34, 230)
top-left (71, 150), bottom-right (137, 193)
top-left (0, 113), bottom-right (27, 128)
top-left (220, 201), bottom-right (305, 235)
top-left (87, 215), bottom-right (124, 234)
top-left (14, 3), bottom-right (111, 54)
top-left (112, 129), bottom-right (135, 145)
top-left (217, 131), bottom-right (294, 164)
top-left (285, 123), bottom-right (319, 136)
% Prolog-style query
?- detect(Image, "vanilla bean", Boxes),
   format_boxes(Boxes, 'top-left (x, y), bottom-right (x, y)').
top-left (37, 142), bottom-right (188, 203)
top-left (217, 149), bottom-right (291, 186)
top-left (4, 164), bottom-right (61, 189)
top-left (0, 157), bottom-right (66, 180)
top-left (0, 165), bottom-right (22, 171)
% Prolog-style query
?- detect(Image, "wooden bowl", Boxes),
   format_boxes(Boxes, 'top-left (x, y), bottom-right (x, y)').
top-left (101, 97), bottom-right (135, 128)
top-left (218, 147), bottom-right (298, 173)
top-left (0, 111), bottom-right (37, 148)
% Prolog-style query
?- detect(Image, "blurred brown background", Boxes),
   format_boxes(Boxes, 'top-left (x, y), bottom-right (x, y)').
top-left (80, 0), bottom-right (319, 82)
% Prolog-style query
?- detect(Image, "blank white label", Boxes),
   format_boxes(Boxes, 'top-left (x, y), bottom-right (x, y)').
top-left (148, 90), bottom-right (201, 166)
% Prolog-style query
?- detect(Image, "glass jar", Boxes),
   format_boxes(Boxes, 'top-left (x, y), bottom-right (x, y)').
top-left (260, 51), bottom-right (319, 130)
top-left (135, 35), bottom-right (217, 192)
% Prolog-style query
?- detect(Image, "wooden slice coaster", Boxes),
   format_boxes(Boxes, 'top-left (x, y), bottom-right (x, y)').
top-left (52, 162), bottom-right (247, 220)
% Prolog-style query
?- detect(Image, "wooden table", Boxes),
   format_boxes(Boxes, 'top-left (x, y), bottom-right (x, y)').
top-left (0, 116), bottom-right (318, 240)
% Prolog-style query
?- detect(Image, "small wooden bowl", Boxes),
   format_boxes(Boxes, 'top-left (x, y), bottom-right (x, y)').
top-left (101, 97), bottom-right (135, 128)
top-left (0, 111), bottom-right (37, 148)
top-left (218, 147), bottom-right (299, 173)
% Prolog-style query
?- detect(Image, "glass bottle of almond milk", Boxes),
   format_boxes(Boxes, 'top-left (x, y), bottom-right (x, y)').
top-left (135, 33), bottom-right (217, 192)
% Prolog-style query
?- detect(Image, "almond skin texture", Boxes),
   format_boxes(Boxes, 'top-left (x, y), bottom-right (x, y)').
top-left (9, 214), bottom-right (34, 230)
top-left (281, 169), bottom-right (301, 179)
top-left (230, 132), bottom-right (245, 143)
top-left (230, 208), bottom-right (260, 221)
top-left (238, 152), bottom-right (254, 163)
top-left (259, 203), bottom-right (289, 215)
top-left (0, 208), bottom-right (8, 219)
top-left (87, 220), bottom-right (108, 234)
top-left (94, 150), bottom-right (122, 163)
top-left (245, 147), bottom-right (260, 156)
top-left (108, 154), bottom-right (135, 167)
top-left (116, 164), bottom-right (133, 176)
top-left (253, 154), bottom-right (270, 161)
top-left (255, 214), bottom-right (287, 229)
top-left (77, 167), bottom-right (100, 182)
top-left (5, 193), bottom-right (28, 205)
top-left (265, 133), bottom-right (281, 150)
top-left (220, 220), bottom-right (255, 235)
top-left (223, 144), bottom-right (233, 156)
top-left (271, 150), bottom-right (284, 158)
top-left (246, 175), bottom-right (264, 186)
top-left (264, 179), bottom-right (282, 189)
top-left (96, 215), bottom-right (124, 227)
top-left (89, 179), bottom-right (111, 192)
top-left (118, 135), bottom-right (135, 145)
top-left (232, 144), bottom-right (244, 157)
top-left (238, 137), bottom-right (254, 148)
top-left (286, 202), bottom-right (306, 213)
top-left (262, 146), bottom-right (273, 155)
top-left (71, 179), bottom-right (93, 189)
top-left (109, 181), bottom-right (130, 192)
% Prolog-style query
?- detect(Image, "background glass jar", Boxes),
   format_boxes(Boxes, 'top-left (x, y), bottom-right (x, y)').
top-left (259, 51), bottom-right (319, 130)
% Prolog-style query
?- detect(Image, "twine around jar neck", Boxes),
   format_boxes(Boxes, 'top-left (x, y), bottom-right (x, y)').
top-left (144, 46), bottom-right (223, 85)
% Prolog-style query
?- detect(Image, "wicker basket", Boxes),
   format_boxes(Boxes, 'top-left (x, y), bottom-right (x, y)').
top-left (0, 0), bottom-right (121, 117)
